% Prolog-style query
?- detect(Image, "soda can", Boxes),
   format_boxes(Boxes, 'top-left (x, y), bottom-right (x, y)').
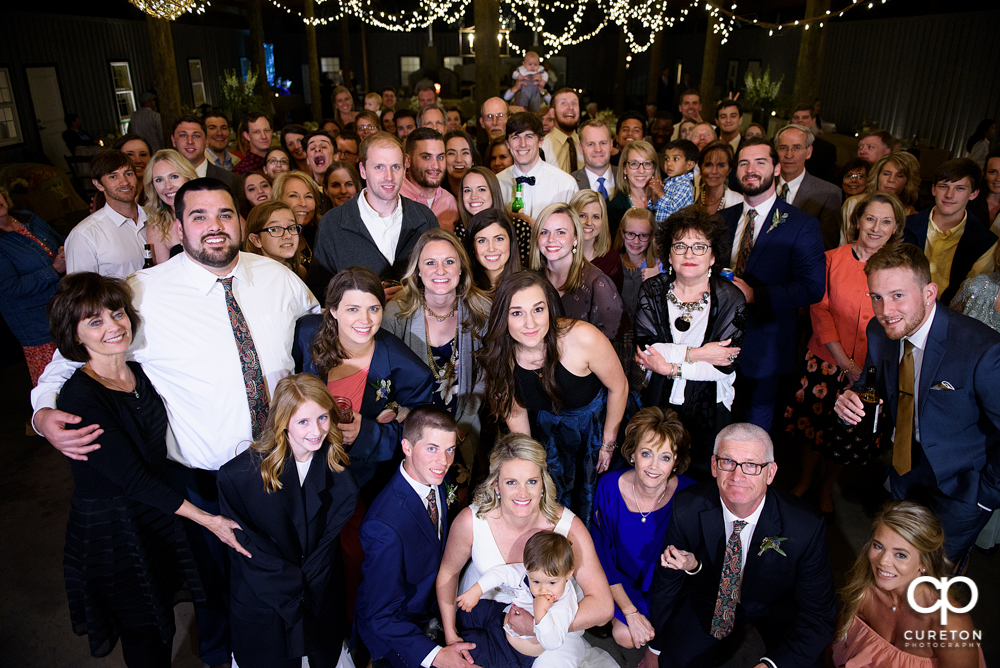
top-left (720, 268), bottom-right (735, 281)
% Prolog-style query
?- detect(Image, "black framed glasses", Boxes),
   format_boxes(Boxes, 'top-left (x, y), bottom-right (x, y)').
top-left (626, 160), bottom-right (655, 170)
top-left (266, 158), bottom-right (289, 167)
top-left (623, 231), bottom-right (651, 241)
top-left (670, 242), bottom-right (710, 256)
top-left (262, 224), bottom-right (303, 237)
top-left (715, 458), bottom-right (770, 476)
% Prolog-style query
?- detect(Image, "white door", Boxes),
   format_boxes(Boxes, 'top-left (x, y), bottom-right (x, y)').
top-left (26, 66), bottom-right (68, 172)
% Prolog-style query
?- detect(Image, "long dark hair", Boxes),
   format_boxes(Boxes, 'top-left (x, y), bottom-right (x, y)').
top-left (477, 270), bottom-right (572, 419)
top-left (464, 209), bottom-right (522, 290)
top-left (310, 267), bottom-right (386, 377)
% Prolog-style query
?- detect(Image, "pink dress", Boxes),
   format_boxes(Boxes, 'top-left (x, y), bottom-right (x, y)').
top-left (832, 616), bottom-right (986, 668)
top-left (327, 366), bottom-right (369, 416)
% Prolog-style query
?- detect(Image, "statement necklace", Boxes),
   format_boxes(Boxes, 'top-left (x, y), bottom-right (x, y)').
top-left (631, 478), bottom-right (667, 523)
top-left (700, 188), bottom-right (723, 211)
top-left (666, 282), bottom-right (709, 332)
top-left (426, 316), bottom-right (460, 382)
top-left (422, 293), bottom-right (458, 322)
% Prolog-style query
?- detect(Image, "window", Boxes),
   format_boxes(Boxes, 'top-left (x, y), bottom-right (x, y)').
top-left (264, 44), bottom-right (275, 86)
top-left (0, 68), bottom-right (22, 147)
top-left (320, 57), bottom-right (341, 74)
top-left (443, 56), bottom-right (464, 72)
top-left (400, 56), bottom-right (421, 89)
top-left (189, 59), bottom-right (207, 107)
top-left (110, 62), bottom-right (136, 134)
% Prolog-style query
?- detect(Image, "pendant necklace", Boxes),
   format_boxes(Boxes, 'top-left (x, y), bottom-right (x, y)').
top-left (631, 478), bottom-right (666, 523)
top-left (666, 282), bottom-right (709, 332)
top-left (422, 293), bottom-right (457, 322)
top-left (89, 366), bottom-right (139, 399)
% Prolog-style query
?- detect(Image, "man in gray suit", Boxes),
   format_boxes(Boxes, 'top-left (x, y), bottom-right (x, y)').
top-left (170, 115), bottom-right (241, 203)
top-left (775, 124), bottom-right (843, 249)
top-left (308, 131), bottom-right (438, 298)
top-left (572, 119), bottom-right (616, 201)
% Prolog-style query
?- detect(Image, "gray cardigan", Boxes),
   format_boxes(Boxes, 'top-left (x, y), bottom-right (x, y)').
top-left (382, 298), bottom-right (486, 468)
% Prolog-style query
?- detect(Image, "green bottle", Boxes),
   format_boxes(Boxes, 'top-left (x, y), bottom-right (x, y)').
top-left (512, 183), bottom-right (524, 214)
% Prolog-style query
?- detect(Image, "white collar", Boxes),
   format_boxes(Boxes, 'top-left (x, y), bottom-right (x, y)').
top-left (721, 492), bottom-right (767, 525)
top-left (586, 164), bottom-right (613, 180)
top-left (360, 187), bottom-right (401, 219)
top-left (903, 303), bottom-right (937, 352)
top-left (100, 203), bottom-right (145, 228)
top-left (399, 460), bottom-right (437, 499)
top-left (741, 191), bottom-right (778, 220)
top-left (512, 159), bottom-right (543, 177)
top-left (778, 169), bottom-right (806, 189)
top-left (181, 251), bottom-right (252, 296)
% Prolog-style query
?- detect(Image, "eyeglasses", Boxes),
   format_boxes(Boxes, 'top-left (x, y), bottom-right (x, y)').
top-left (266, 158), bottom-right (289, 166)
top-left (622, 231), bottom-right (651, 241)
top-left (715, 458), bottom-right (770, 476)
top-left (670, 242), bottom-right (710, 255)
top-left (358, 124), bottom-right (378, 131)
top-left (484, 113), bottom-right (507, 121)
top-left (777, 144), bottom-right (807, 153)
top-left (626, 160), bottom-right (656, 171)
top-left (262, 224), bottom-right (303, 237)
top-left (335, 149), bottom-right (358, 158)
top-left (845, 172), bottom-right (865, 179)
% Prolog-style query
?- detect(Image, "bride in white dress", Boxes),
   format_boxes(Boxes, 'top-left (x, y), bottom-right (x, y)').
top-left (437, 434), bottom-right (618, 668)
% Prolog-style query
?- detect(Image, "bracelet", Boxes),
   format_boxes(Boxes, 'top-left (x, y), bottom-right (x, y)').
top-left (672, 364), bottom-right (683, 380)
top-left (684, 346), bottom-right (692, 363)
top-left (624, 610), bottom-right (639, 617)
top-left (600, 442), bottom-right (616, 452)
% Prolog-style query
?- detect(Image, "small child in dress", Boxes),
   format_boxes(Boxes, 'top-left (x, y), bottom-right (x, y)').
top-left (652, 138), bottom-right (698, 222)
top-left (456, 531), bottom-right (584, 663)
top-left (510, 51), bottom-right (549, 112)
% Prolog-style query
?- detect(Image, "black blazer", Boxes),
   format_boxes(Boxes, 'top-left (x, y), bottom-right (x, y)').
top-left (306, 193), bottom-right (438, 297)
top-left (649, 482), bottom-right (836, 668)
top-left (218, 444), bottom-right (359, 666)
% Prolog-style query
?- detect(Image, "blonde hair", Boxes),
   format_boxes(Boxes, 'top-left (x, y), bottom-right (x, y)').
top-left (529, 203), bottom-right (586, 293)
top-left (868, 152), bottom-right (921, 208)
top-left (837, 501), bottom-right (949, 638)
top-left (365, 91), bottom-right (382, 107)
top-left (616, 140), bottom-right (661, 201)
top-left (846, 192), bottom-right (907, 245)
top-left (472, 433), bottom-right (561, 524)
top-left (614, 207), bottom-right (658, 269)
top-left (569, 189), bottom-right (611, 257)
top-left (251, 373), bottom-right (350, 493)
top-left (243, 200), bottom-right (305, 273)
top-left (392, 228), bottom-right (491, 335)
top-left (143, 149), bottom-right (197, 238)
top-left (271, 171), bottom-right (322, 226)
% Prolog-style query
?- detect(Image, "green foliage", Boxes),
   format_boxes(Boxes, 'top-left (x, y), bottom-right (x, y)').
top-left (742, 67), bottom-right (784, 108)
top-left (220, 68), bottom-right (263, 126)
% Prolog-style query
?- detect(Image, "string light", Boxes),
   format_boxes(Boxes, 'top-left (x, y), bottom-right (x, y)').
top-left (127, 0), bottom-right (210, 20)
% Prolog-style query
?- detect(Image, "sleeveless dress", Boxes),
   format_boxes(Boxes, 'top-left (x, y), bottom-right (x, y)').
top-left (459, 506), bottom-right (618, 668)
top-left (832, 616), bottom-right (986, 667)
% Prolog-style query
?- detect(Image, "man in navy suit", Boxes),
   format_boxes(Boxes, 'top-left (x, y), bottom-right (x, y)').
top-left (355, 405), bottom-right (480, 668)
top-left (645, 423), bottom-right (836, 668)
top-left (720, 137), bottom-right (826, 432)
top-left (835, 243), bottom-right (1000, 564)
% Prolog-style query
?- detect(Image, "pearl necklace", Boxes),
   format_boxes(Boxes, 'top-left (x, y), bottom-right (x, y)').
top-left (631, 478), bottom-right (667, 523)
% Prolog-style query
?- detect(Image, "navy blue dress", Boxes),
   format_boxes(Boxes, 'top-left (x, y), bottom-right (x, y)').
top-left (591, 469), bottom-right (695, 623)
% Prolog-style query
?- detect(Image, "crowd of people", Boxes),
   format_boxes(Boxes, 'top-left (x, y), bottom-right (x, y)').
top-left (2, 50), bottom-right (998, 668)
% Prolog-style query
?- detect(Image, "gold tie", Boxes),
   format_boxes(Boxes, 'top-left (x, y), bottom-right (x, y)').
top-left (893, 340), bottom-right (915, 475)
top-left (734, 209), bottom-right (757, 277)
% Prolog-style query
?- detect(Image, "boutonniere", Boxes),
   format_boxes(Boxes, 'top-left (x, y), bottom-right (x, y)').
top-left (445, 482), bottom-right (458, 507)
top-left (370, 378), bottom-right (392, 402)
top-left (758, 536), bottom-right (787, 557)
top-left (767, 210), bottom-right (789, 233)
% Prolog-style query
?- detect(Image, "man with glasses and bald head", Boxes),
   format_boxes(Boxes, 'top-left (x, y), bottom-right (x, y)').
top-left (646, 422), bottom-right (836, 668)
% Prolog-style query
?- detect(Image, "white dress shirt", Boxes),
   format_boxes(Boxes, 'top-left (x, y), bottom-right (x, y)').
top-left (193, 157), bottom-right (209, 178)
top-left (776, 170), bottom-right (806, 205)
top-left (65, 203), bottom-right (148, 279)
top-left (584, 166), bottom-right (616, 200)
top-left (721, 493), bottom-right (767, 575)
top-left (32, 252), bottom-right (320, 471)
top-left (729, 192), bottom-right (778, 267)
top-left (358, 189), bottom-right (404, 263)
top-left (899, 303), bottom-right (936, 444)
top-left (497, 160), bottom-right (580, 219)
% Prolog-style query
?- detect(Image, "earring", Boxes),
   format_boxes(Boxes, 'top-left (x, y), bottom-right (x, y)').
top-left (572, 244), bottom-right (577, 254)
top-left (495, 490), bottom-right (500, 497)
top-left (630, 457), bottom-right (635, 464)
top-left (708, 266), bottom-right (713, 277)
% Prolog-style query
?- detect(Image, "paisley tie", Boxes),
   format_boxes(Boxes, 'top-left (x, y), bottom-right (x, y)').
top-left (218, 277), bottom-right (269, 440)
top-left (710, 519), bottom-right (747, 639)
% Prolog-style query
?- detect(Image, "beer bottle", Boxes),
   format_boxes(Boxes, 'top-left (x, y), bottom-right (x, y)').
top-left (828, 365), bottom-right (880, 459)
top-left (855, 365), bottom-right (880, 437)
top-left (142, 244), bottom-right (154, 269)
top-left (512, 183), bottom-right (525, 214)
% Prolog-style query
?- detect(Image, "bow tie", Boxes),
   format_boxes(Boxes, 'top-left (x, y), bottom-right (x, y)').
top-left (515, 176), bottom-right (536, 186)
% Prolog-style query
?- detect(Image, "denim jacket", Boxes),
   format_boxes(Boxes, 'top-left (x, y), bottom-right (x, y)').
top-left (0, 211), bottom-right (64, 346)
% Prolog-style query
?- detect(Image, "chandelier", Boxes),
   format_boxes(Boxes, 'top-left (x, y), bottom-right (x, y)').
top-left (128, 0), bottom-right (211, 21)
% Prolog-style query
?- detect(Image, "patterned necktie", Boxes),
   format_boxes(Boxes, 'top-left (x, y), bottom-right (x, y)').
top-left (597, 177), bottom-right (609, 201)
top-left (426, 488), bottom-right (439, 537)
top-left (734, 209), bottom-right (757, 277)
top-left (710, 519), bottom-right (747, 639)
top-left (217, 277), bottom-right (269, 440)
top-left (893, 340), bottom-right (915, 475)
top-left (515, 175), bottom-right (536, 186)
top-left (778, 182), bottom-right (790, 201)
top-left (567, 135), bottom-right (579, 172)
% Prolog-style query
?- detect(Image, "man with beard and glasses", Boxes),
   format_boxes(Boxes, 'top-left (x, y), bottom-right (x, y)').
top-left (32, 177), bottom-right (320, 668)
top-left (541, 88), bottom-right (584, 174)
top-left (399, 127), bottom-right (459, 232)
top-left (65, 150), bottom-right (147, 278)
top-left (836, 243), bottom-right (1000, 566)
top-left (719, 137), bottom-right (826, 432)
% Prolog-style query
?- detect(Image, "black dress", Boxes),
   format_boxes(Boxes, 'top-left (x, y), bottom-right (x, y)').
top-left (58, 363), bottom-right (202, 658)
top-left (634, 274), bottom-right (747, 479)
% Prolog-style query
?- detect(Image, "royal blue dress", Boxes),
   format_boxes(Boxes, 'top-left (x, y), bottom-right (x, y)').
top-left (590, 468), bottom-right (696, 623)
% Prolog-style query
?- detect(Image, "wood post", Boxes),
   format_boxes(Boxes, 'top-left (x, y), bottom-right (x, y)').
top-left (614, 27), bottom-right (628, 114)
top-left (247, 0), bottom-right (274, 117)
top-left (474, 0), bottom-right (501, 132)
top-left (145, 16), bottom-right (182, 149)
top-left (647, 31), bottom-right (663, 105)
top-left (699, 12), bottom-right (720, 115)
top-left (793, 0), bottom-right (831, 107)
top-left (304, 0), bottom-right (322, 122)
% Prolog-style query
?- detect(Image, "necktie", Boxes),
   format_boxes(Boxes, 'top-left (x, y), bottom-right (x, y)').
top-left (597, 177), bottom-right (609, 201)
top-left (567, 135), bottom-right (579, 172)
top-left (710, 519), bottom-right (747, 639)
top-left (426, 488), bottom-right (439, 537)
top-left (893, 340), bottom-right (915, 476)
top-left (778, 182), bottom-right (790, 201)
top-left (515, 175), bottom-right (536, 186)
top-left (734, 209), bottom-right (757, 277)
top-left (218, 277), bottom-right (269, 440)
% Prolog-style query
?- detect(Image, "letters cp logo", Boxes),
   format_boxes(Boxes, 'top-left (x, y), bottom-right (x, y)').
top-left (907, 576), bottom-right (978, 624)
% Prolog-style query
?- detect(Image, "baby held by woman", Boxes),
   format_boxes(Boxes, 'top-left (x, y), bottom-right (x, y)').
top-left (457, 532), bottom-right (582, 664)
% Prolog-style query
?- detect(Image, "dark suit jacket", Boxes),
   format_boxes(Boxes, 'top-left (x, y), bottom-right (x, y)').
top-left (858, 306), bottom-right (1000, 507)
top-left (293, 319), bottom-right (436, 488)
top-left (805, 136), bottom-right (838, 184)
top-left (355, 468), bottom-right (449, 668)
top-left (306, 193), bottom-right (438, 297)
top-left (649, 482), bottom-right (836, 668)
top-left (572, 167), bottom-right (600, 193)
top-left (791, 172), bottom-right (843, 250)
top-left (720, 198), bottom-right (826, 377)
top-left (207, 162), bottom-right (242, 208)
top-left (218, 444), bottom-right (359, 664)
